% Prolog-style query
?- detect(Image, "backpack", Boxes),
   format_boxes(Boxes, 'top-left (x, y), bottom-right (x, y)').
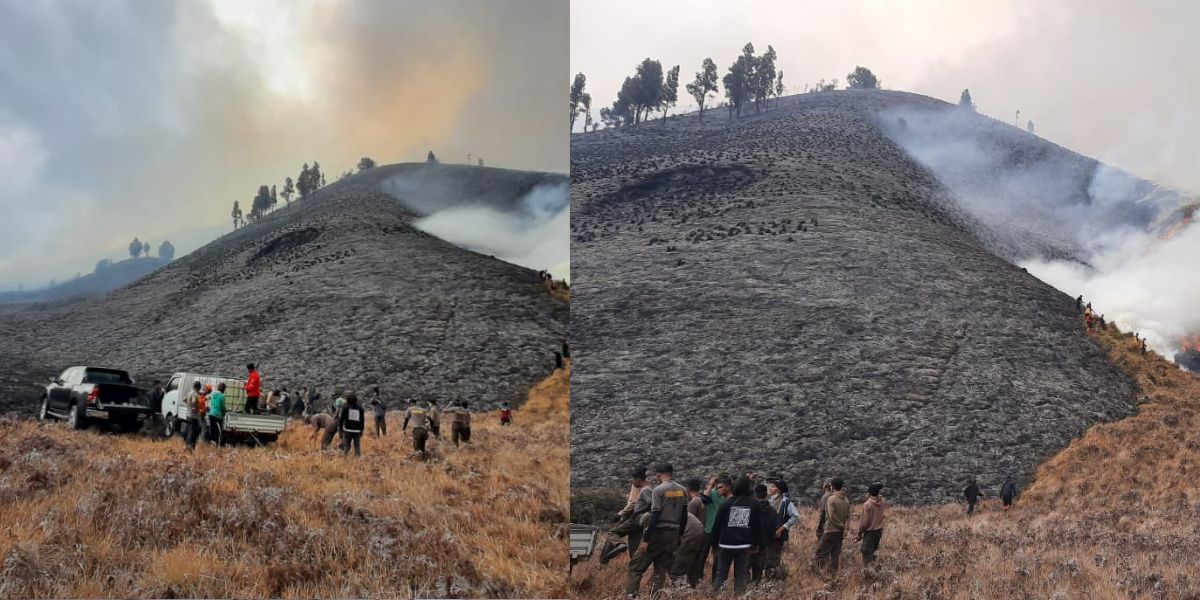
top-left (500, 408), bottom-right (512, 422)
top-left (343, 407), bottom-right (364, 433)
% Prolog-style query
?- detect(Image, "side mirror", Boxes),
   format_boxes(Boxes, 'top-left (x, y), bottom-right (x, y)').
top-left (48, 377), bottom-right (59, 385)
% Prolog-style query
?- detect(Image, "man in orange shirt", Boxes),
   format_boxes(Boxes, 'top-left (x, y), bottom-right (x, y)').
top-left (244, 363), bottom-right (261, 414)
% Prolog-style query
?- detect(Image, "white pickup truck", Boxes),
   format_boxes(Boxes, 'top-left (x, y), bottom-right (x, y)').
top-left (160, 372), bottom-right (288, 443)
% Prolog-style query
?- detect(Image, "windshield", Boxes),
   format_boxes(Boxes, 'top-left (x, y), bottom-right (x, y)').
top-left (82, 368), bottom-right (133, 385)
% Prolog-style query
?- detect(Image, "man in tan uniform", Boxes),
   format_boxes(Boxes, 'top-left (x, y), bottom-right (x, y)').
top-left (814, 477), bottom-right (850, 575)
top-left (600, 466), bottom-right (653, 564)
top-left (402, 399), bottom-right (432, 455)
top-left (625, 463), bottom-right (689, 598)
top-left (445, 401), bottom-right (471, 447)
top-left (305, 412), bottom-right (338, 450)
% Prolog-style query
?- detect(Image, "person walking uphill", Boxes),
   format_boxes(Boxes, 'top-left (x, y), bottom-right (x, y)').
top-left (599, 466), bottom-right (654, 565)
top-left (339, 394), bottom-right (365, 456)
top-left (814, 478), bottom-right (850, 576)
top-left (446, 401), bottom-right (472, 448)
top-left (964, 478), bottom-right (983, 516)
top-left (244, 363), bottom-right (261, 414)
top-left (711, 476), bottom-right (769, 594)
top-left (402, 399), bottom-right (433, 456)
top-left (1000, 477), bottom-right (1018, 511)
top-left (369, 388), bottom-right (386, 436)
top-left (856, 483), bottom-right (887, 567)
top-left (207, 382), bottom-right (227, 446)
top-left (625, 463), bottom-right (688, 599)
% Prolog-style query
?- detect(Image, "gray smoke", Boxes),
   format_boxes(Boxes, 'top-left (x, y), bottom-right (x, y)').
top-left (880, 103), bottom-right (1200, 360)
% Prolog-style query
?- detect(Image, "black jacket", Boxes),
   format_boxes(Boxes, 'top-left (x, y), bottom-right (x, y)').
top-left (711, 495), bottom-right (769, 549)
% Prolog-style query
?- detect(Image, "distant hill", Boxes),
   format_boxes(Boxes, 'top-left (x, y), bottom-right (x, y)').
top-left (0, 162), bottom-right (568, 414)
top-left (0, 257), bottom-right (168, 305)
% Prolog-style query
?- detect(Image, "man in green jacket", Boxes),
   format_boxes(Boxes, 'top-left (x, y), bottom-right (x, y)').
top-left (814, 478), bottom-right (850, 575)
top-left (207, 382), bottom-right (227, 446)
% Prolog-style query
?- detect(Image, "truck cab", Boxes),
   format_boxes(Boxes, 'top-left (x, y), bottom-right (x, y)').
top-left (160, 372), bottom-right (288, 443)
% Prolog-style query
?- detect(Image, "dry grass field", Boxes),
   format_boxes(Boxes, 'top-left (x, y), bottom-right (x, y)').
top-left (0, 365), bottom-right (569, 599)
top-left (572, 326), bottom-right (1200, 599)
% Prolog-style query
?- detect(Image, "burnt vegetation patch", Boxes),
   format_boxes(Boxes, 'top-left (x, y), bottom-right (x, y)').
top-left (601, 163), bottom-right (753, 210)
top-left (248, 227), bottom-right (321, 265)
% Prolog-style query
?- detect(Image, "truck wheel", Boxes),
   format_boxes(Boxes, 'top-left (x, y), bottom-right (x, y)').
top-left (39, 395), bottom-right (50, 421)
top-left (68, 403), bottom-right (86, 430)
top-left (163, 414), bottom-right (177, 437)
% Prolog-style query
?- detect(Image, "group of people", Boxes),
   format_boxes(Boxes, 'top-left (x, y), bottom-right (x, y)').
top-left (1079, 295), bottom-right (1148, 354)
top-left (604, 465), bottom-right (1021, 597)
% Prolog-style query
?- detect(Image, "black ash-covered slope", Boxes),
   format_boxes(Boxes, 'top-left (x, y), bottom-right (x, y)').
top-left (570, 90), bottom-right (1137, 506)
top-left (0, 163), bottom-right (568, 414)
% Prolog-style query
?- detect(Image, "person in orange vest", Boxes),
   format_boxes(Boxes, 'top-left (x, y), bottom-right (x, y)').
top-left (499, 401), bottom-right (513, 426)
top-left (245, 363), bottom-right (261, 414)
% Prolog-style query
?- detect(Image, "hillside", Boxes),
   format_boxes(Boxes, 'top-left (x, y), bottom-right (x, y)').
top-left (0, 256), bottom-right (168, 305)
top-left (570, 90), bottom-right (1142, 504)
top-left (0, 162), bottom-right (568, 415)
top-left (572, 328), bottom-right (1200, 599)
top-left (0, 363), bottom-right (569, 599)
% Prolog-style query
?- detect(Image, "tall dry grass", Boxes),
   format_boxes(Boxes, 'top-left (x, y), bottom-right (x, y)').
top-left (0, 365), bottom-right (569, 599)
top-left (573, 326), bottom-right (1200, 599)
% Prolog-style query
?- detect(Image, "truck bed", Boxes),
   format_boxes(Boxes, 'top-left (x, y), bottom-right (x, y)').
top-left (224, 412), bottom-right (287, 435)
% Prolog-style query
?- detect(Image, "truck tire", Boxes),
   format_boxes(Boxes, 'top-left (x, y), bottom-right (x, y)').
top-left (39, 395), bottom-right (50, 421)
top-left (68, 402), bottom-right (86, 430)
top-left (163, 414), bottom-right (177, 438)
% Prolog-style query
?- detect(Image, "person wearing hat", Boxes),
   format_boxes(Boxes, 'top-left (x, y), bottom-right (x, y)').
top-left (765, 479), bottom-right (799, 580)
top-left (856, 483), bottom-right (887, 566)
top-left (625, 463), bottom-right (688, 598)
top-left (599, 466), bottom-right (653, 564)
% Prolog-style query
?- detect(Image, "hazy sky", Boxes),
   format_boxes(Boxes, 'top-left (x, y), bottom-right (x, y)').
top-left (0, 0), bottom-right (567, 289)
top-left (572, 0), bottom-right (1200, 194)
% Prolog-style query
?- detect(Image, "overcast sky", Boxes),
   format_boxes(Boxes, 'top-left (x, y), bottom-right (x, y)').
top-left (0, 0), bottom-right (567, 289)
top-left (572, 0), bottom-right (1200, 195)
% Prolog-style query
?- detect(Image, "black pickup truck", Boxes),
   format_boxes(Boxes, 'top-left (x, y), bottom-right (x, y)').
top-left (39, 366), bottom-right (152, 431)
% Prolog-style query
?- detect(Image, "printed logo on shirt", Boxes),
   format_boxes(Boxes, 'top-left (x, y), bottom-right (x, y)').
top-left (728, 506), bottom-right (751, 529)
top-left (348, 409), bottom-right (361, 420)
top-left (664, 490), bottom-right (686, 499)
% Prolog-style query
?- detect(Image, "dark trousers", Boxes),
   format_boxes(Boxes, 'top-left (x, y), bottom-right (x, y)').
top-left (245, 396), bottom-right (259, 414)
top-left (625, 529), bottom-right (680, 597)
top-left (451, 422), bottom-right (471, 447)
top-left (749, 547), bottom-right (766, 582)
top-left (206, 415), bottom-right (223, 446)
top-left (184, 418), bottom-right (201, 450)
top-left (603, 515), bottom-right (643, 562)
top-left (713, 547), bottom-right (750, 594)
top-left (411, 427), bottom-right (429, 454)
top-left (374, 416), bottom-right (387, 436)
top-left (861, 529), bottom-right (883, 565)
top-left (967, 500), bottom-right (977, 515)
top-left (815, 530), bottom-right (844, 574)
top-left (764, 540), bottom-right (784, 577)
top-left (670, 533), bottom-right (707, 588)
top-left (341, 431), bottom-right (362, 456)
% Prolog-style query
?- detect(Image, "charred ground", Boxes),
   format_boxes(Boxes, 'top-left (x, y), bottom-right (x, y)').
top-left (570, 90), bottom-right (1138, 507)
top-left (0, 163), bottom-right (568, 415)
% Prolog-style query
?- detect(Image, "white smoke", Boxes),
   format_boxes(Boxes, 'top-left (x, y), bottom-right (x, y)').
top-left (412, 183), bottom-right (570, 281)
top-left (881, 104), bottom-right (1200, 360)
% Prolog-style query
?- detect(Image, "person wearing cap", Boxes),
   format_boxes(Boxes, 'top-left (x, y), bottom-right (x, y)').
top-left (765, 479), bottom-right (799, 580)
top-left (856, 483), bottom-right (887, 567)
top-left (599, 466), bottom-right (653, 564)
top-left (625, 463), bottom-right (688, 598)
top-left (814, 478), bottom-right (850, 575)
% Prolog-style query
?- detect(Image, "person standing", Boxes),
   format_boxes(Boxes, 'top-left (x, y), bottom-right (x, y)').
top-left (711, 476), bottom-right (767, 594)
top-left (1000, 477), bottom-right (1017, 511)
top-left (670, 511), bottom-right (707, 588)
top-left (207, 382), bottom-right (227, 447)
top-left (339, 394), bottom-right (365, 456)
top-left (369, 388), bottom-right (387, 436)
top-left (815, 479), bottom-right (833, 540)
top-left (499, 401), bottom-right (513, 426)
top-left (427, 400), bottom-right (442, 439)
top-left (148, 381), bottom-right (165, 414)
top-left (448, 401), bottom-right (472, 447)
top-left (678, 478), bottom-right (708, 587)
top-left (964, 478), bottom-right (983, 516)
top-left (183, 381), bottom-right (203, 451)
top-left (599, 467), bottom-right (653, 564)
top-left (749, 483), bottom-right (776, 583)
top-left (624, 464), bottom-right (688, 599)
top-left (244, 363), bottom-right (261, 414)
top-left (705, 475), bottom-right (734, 583)
top-left (765, 479), bottom-right (799, 580)
top-left (856, 483), bottom-right (887, 567)
top-left (402, 399), bottom-right (432, 456)
top-left (280, 387), bottom-right (291, 417)
top-left (814, 478), bottom-right (850, 576)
